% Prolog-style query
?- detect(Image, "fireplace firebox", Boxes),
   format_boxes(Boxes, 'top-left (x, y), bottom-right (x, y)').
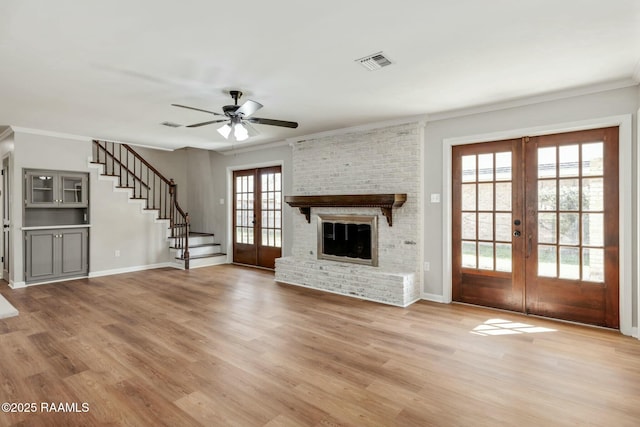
top-left (317, 215), bottom-right (378, 266)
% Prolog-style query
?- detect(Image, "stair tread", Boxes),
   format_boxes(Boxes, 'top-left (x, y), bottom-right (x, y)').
top-left (170, 243), bottom-right (220, 249)
top-left (189, 232), bottom-right (215, 236)
top-left (178, 253), bottom-right (226, 260)
top-left (169, 232), bottom-right (215, 237)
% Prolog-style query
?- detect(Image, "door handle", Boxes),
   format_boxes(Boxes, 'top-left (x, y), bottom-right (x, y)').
top-left (526, 234), bottom-right (532, 258)
top-left (513, 230), bottom-right (521, 237)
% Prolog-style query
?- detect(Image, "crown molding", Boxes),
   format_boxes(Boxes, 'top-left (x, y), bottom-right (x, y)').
top-left (10, 126), bottom-right (92, 142)
top-left (218, 115), bottom-right (428, 155)
top-left (427, 78), bottom-right (639, 122)
top-left (9, 127), bottom-right (177, 152)
top-left (0, 127), bottom-right (13, 142)
top-left (104, 139), bottom-right (175, 152)
top-left (286, 114), bottom-right (428, 145)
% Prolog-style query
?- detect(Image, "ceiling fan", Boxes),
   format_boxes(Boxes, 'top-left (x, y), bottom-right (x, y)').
top-left (171, 90), bottom-right (298, 141)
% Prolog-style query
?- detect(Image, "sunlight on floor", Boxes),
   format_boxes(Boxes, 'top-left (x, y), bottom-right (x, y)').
top-left (470, 318), bottom-right (557, 336)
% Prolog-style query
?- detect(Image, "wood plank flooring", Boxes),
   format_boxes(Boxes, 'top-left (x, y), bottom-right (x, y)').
top-left (1, 264), bottom-right (639, 426)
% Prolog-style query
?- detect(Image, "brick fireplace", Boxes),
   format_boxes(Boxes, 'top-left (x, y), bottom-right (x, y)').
top-left (275, 122), bottom-right (423, 306)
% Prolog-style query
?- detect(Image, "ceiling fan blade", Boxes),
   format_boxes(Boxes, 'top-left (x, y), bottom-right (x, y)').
top-left (247, 117), bottom-right (298, 128)
top-left (171, 104), bottom-right (224, 116)
top-left (242, 121), bottom-right (260, 137)
top-left (235, 99), bottom-right (263, 118)
top-left (186, 119), bottom-right (229, 128)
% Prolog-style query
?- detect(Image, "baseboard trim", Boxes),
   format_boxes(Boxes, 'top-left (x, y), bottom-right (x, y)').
top-left (9, 280), bottom-right (26, 289)
top-left (631, 327), bottom-right (639, 339)
top-left (88, 263), bottom-right (172, 278)
top-left (422, 293), bottom-right (447, 303)
top-left (17, 276), bottom-right (88, 288)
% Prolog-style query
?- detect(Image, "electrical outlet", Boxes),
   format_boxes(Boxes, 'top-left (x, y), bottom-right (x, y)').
top-left (424, 261), bottom-right (430, 271)
top-left (115, 250), bottom-right (120, 257)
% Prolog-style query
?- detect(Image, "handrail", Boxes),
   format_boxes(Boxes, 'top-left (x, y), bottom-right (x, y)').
top-left (93, 139), bottom-right (190, 269)
top-left (93, 144), bottom-right (150, 189)
top-left (122, 144), bottom-right (172, 186)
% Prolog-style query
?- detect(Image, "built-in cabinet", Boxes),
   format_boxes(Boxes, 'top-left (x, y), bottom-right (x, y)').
top-left (23, 169), bottom-right (89, 284)
top-left (24, 228), bottom-right (88, 282)
top-left (25, 170), bottom-right (88, 208)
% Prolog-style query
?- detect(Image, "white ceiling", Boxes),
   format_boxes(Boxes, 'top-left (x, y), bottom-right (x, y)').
top-left (1, 0), bottom-right (639, 151)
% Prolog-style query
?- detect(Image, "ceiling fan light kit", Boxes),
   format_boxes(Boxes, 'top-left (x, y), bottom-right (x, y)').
top-left (171, 90), bottom-right (298, 142)
top-left (217, 123), bottom-right (232, 139)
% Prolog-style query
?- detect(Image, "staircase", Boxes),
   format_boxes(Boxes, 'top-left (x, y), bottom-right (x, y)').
top-left (91, 140), bottom-right (226, 269)
top-left (171, 232), bottom-right (224, 268)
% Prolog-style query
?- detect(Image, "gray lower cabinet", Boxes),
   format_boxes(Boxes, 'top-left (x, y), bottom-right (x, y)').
top-left (25, 228), bottom-right (88, 282)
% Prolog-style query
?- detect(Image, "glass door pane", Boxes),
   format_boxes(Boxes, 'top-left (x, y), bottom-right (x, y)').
top-left (30, 174), bottom-right (55, 204)
top-left (235, 174), bottom-right (254, 244)
top-left (535, 142), bottom-right (605, 282)
top-left (459, 151), bottom-right (513, 273)
top-left (260, 171), bottom-right (282, 248)
top-left (61, 176), bottom-right (83, 203)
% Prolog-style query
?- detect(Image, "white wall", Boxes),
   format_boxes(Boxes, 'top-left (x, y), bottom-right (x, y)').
top-left (423, 85), bottom-right (639, 330)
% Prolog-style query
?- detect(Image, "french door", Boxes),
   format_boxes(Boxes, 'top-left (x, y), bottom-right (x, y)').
top-left (452, 127), bottom-right (619, 328)
top-left (233, 166), bottom-right (282, 269)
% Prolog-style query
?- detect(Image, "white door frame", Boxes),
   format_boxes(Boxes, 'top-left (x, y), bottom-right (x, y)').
top-left (1, 153), bottom-right (10, 283)
top-left (442, 115), bottom-right (634, 337)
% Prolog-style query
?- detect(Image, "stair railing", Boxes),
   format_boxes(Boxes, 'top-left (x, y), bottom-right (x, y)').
top-left (92, 139), bottom-right (190, 269)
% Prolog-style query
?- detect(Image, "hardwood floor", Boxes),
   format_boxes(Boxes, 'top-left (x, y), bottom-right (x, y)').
top-left (1, 265), bottom-right (639, 426)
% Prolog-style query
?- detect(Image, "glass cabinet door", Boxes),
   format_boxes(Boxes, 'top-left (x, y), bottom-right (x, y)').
top-left (26, 171), bottom-right (88, 207)
top-left (61, 175), bottom-right (84, 204)
top-left (29, 173), bottom-right (56, 205)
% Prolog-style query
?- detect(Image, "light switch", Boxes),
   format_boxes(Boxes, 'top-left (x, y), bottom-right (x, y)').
top-left (430, 193), bottom-right (441, 203)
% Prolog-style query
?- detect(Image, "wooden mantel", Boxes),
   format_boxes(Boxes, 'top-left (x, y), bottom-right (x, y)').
top-left (284, 194), bottom-right (407, 226)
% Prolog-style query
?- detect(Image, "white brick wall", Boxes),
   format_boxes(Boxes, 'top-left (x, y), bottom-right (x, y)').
top-left (275, 122), bottom-right (422, 306)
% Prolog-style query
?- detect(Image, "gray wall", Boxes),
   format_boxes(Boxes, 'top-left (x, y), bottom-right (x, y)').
top-left (8, 132), bottom-right (183, 283)
top-left (184, 144), bottom-right (293, 257)
top-left (132, 145), bottom-right (188, 208)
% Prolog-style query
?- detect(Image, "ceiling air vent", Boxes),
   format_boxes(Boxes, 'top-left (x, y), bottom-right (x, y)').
top-left (356, 52), bottom-right (392, 71)
top-left (161, 121), bottom-right (182, 128)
